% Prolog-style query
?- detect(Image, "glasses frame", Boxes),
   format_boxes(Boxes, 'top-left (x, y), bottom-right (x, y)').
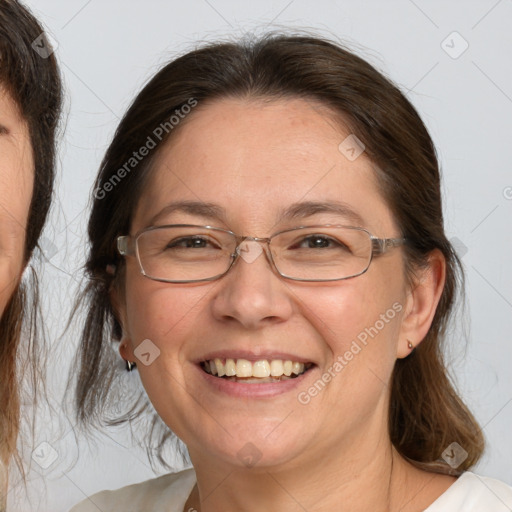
top-left (117, 224), bottom-right (406, 283)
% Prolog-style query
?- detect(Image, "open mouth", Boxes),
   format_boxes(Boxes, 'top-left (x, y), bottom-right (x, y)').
top-left (200, 358), bottom-right (313, 383)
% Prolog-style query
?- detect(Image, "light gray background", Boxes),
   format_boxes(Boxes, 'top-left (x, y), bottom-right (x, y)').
top-left (7, 1), bottom-right (512, 511)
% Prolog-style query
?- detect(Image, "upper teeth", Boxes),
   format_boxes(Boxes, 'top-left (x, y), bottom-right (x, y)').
top-left (204, 358), bottom-right (309, 378)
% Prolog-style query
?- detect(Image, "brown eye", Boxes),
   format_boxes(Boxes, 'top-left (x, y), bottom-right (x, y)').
top-left (166, 236), bottom-right (212, 249)
top-left (293, 235), bottom-right (349, 251)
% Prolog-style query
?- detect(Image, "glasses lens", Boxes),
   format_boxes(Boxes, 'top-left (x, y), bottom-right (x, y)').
top-left (271, 226), bottom-right (372, 280)
top-left (136, 226), bottom-right (235, 282)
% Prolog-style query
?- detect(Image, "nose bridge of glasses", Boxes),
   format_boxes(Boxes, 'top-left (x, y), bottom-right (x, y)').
top-left (238, 235), bottom-right (272, 244)
top-left (232, 236), bottom-right (274, 267)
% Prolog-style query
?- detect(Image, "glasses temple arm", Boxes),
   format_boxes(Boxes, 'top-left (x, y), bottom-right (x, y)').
top-left (371, 237), bottom-right (406, 255)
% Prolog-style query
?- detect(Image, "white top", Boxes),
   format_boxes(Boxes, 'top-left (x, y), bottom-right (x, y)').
top-left (70, 469), bottom-right (512, 512)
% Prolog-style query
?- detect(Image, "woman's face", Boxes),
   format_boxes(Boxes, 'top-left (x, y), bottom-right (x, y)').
top-left (0, 88), bottom-right (33, 316)
top-left (119, 98), bottom-right (417, 470)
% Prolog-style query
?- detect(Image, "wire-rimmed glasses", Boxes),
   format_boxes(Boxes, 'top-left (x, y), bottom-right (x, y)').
top-left (117, 224), bottom-right (406, 283)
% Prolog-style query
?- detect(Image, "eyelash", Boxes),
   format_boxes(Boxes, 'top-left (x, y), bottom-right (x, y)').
top-left (164, 234), bottom-right (349, 252)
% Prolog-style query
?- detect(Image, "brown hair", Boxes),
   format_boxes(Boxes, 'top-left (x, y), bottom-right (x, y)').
top-left (0, 0), bottom-right (62, 486)
top-left (72, 33), bottom-right (483, 472)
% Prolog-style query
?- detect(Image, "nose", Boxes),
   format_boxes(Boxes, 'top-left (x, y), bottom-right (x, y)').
top-left (210, 240), bottom-right (294, 329)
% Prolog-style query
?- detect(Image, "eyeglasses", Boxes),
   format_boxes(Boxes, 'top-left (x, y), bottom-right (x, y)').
top-left (117, 224), bottom-right (406, 283)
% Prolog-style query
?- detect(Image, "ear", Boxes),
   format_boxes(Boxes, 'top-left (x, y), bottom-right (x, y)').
top-left (109, 283), bottom-right (135, 362)
top-left (119, 338), bottom-right (135, 362)
top-left (397, 249), bottom-right (446, 358)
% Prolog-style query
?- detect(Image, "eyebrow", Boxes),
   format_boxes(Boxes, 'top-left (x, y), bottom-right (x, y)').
top-left (148, 199), bottom-right (365, 228)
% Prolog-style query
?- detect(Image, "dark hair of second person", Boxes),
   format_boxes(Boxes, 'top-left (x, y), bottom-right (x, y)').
top-left (0, 0), bottom-right (62, 501)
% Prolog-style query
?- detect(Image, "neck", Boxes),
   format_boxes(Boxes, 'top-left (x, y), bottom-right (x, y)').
top-left (185, 429), bottom-right (418, 512)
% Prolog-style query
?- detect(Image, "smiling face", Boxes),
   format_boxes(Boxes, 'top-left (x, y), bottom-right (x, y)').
top-left (117, 97), bottom-right (430, 472)
top-left (0, 88), bottom-right (33, 316)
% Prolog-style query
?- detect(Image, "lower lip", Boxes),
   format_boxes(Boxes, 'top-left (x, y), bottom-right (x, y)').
top-left (194, 364), bottom-right (316, 398)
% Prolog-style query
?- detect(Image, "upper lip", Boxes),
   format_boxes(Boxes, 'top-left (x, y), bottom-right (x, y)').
top-left (193, 350), bottom-right (315, 364)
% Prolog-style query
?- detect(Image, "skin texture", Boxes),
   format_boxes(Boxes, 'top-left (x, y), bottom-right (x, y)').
top-left (117, 98), bottom-right (454, 511)
top-left (0, 87), bottom-right (33, 316)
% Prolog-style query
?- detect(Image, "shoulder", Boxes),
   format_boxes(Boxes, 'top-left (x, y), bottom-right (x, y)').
top-left (69, 468), bottom-right (196, 512)
top-left (426, 472), bottom-right (512, 511)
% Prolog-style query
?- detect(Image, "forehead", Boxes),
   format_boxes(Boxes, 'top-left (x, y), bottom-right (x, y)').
top-left (134, 97), bottom-right (396, 235)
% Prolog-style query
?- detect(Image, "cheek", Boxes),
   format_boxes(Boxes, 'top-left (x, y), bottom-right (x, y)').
top-left (0, 237), bottom-right (25, 316)
top-left (0, 265), bottom-right (20, 316)
top-left (123, 272), bottom-right (214, 358)
top-left (0, 142), bottom-right (34, 315)
top-left (293, 284), bottom-right (404, 429)
top-left (300, 279), bottom-right (402, 343)
top-left (293, 271), bottom-right (405, 379)
top-left (122, 278), bottom-right (199, 414)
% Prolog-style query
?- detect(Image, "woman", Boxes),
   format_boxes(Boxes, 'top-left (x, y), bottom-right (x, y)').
top-left (0, 0), bottom-right (62, 508)
top-left (70, 34), bottom-right (512, 511)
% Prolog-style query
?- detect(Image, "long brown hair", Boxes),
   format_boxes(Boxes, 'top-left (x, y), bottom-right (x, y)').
top-left (72, 33), bottom-right (483, 473)
top-left (0, 0), bottom-right (63, 492)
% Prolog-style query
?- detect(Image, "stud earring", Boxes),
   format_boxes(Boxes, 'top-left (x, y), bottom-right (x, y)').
top-left (407, 341), bottom-right (414, 350)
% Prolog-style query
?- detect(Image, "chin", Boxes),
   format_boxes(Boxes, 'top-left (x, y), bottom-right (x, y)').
top-left (184, 420), bottom-right (312, 472)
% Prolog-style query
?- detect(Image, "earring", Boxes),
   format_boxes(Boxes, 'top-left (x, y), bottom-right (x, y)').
top-left (106, 263), bottom-right (117, 275)
top-left (126, 360), bottom-right (136, 372)
top-left (407, 341), bottom-right (414, 350)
